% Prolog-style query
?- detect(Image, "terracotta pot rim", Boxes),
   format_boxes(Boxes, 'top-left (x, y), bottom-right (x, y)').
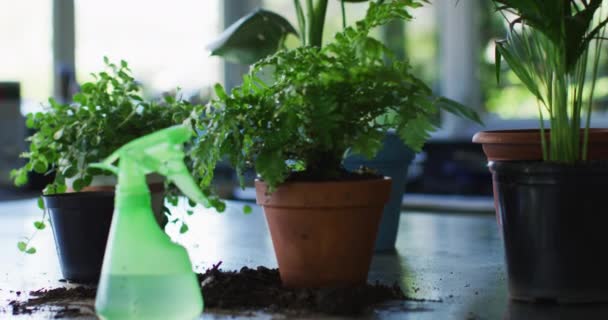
top-left (473, 128), bottom-right (608, 145)
top-left (473, 128), bottom-right (608, 161)
top-left (254, 176), bottom-right (390, 186)
top-left (255, 177), bottom-right (392, 208)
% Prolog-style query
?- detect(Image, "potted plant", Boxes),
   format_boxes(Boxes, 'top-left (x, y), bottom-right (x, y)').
top-left (473, 1), bottom-right (608, 302)
top-left (208, 0), bottom-right (439, 252)
top-left (192, 0), bottom-right (480, 288)
top-left (11, 58), bottom-right (201, 282)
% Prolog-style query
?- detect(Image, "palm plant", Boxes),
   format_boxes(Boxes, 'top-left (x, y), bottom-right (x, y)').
top-left (494, 0), bottom-right (608, 163)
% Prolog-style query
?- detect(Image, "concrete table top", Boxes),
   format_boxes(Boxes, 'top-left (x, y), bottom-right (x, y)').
top-left (1, 197), bottom-right (607, 319)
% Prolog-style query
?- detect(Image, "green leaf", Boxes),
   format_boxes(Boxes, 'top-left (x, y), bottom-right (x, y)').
top-left (186, 210), bottom-right (194, 216)
top-left (37, 197), bottom-right (45, 210)
top-left (12, 169), bottom-right (28, 187)
top-left (214, 84), bottom-right (228, 100)
top-left (208, 9), bottom-right (298, 64)
top-left (243, 204), bottom-right (253, 214)
top-left (34, 221), bottom-right (46, 230)
top-left (25, 114), bottom-right (35, 128)
top-left (72, 178), bottom-right (85, 192)
top-left (17, 241), bottom-right (27, 252)
top-left (179, 223), bottom-right (189, 234)
top-left (62, 166), bottom-right (78, 178)
top-left (82, 174), bottom-right (93, 186)
top-left (495, 41), bottom-right (502, 84)
top-left (26, 247), bottom-right (37, 254)
top-left (33, 161), bottom-right (47, 174)
top-left (398, 115), bottom-right (435, 153)
top-left (437, 97), bottom-right (482, 125)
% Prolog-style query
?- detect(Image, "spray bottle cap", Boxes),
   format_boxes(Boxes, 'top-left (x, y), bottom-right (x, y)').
top-left (90, 125), bottom-right (211, 207)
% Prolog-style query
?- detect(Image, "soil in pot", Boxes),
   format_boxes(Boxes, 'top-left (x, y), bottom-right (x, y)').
top-left (8, 265), bottom-right (410, 317)
top-left (44, 192), bottom-right (114, 283)
top-left (491, 160), bottom-right (608, 303)
top-left (256, 175), bottom-right (391, 288)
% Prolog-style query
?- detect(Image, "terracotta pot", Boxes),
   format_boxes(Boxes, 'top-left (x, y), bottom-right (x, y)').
top-left (472, 129), bottom-right (608, 161)
top-left (255, 178), bottom-right (391, 288)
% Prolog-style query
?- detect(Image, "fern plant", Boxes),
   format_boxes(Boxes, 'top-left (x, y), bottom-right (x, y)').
top-left (191, 1), bottom-right (480, 191)
top-left (494, 0), bottom-right (608, 162)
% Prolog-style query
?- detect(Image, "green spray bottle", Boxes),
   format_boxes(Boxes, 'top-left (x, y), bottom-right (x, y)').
top-left (92, 125), bottom-right (208, 320)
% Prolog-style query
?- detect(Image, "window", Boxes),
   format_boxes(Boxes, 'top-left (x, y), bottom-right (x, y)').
top-left (0, 1), bottom-right (52, 112)
top-left (75, 0), bottom-right (222, 98)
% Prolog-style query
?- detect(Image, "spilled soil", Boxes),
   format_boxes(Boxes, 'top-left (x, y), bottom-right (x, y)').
top-left (199, 264), bottom-right (405, 315)
top-left (7, 264), bottom-right (408, 317)
top-left (8, 286), bottom-right (96, 318)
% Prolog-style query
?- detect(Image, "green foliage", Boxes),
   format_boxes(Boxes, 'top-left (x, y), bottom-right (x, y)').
top-left (11, 58), bottom-right (198, 194)
top-left (494, 0), bottom-right (608, 162)
top-left (192, 1), bottom-right (480, 191)
top-left (494, 0), bottom-right (608, 72)
top-left (12, 58), bottom-right (204, 254)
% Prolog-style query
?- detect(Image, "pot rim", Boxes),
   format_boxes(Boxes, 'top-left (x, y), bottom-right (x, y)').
top-left (43, 191), bottom-right (115, 199)
top-left (254, 176), bottom-right (390, 186)
top-left (43, 191), bottom-right (115, 210)
top-left (255, 177), bottom-right (392, 208)
top-left (472, 128), bottom-right (608, 144)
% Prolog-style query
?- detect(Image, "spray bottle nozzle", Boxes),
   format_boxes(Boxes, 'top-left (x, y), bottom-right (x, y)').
top-left (91, 125), bottom-right (211, 208)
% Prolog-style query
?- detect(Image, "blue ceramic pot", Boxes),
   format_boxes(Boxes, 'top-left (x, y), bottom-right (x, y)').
top-left (343, 133), bottom-right (414, 252)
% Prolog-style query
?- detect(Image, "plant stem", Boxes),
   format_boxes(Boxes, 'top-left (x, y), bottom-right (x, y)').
top-left (307, 0), bottom-right (328, 47)
top-left (305, 0), bottom-right (315, 46)
top-left (341, 0), bottom-right (347, 30)
top-left (584, 17), bottom-right (606, 160)
top-left (294, 0), bottom-right (307, 46)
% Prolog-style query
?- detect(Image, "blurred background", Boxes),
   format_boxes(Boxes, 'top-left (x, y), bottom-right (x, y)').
top-left (3, 0), bottom-right (608, 209)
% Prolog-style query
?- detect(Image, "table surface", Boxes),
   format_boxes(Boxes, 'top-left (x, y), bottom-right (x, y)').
top-left (1, 198), bottom-right (608, 319)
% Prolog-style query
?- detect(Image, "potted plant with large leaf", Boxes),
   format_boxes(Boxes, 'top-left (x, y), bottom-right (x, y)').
top-left (11, 59), bottom-right (202, 282)
top-left (472, 1), bottom-right (608, 303)
top-left (210, 0), bottom-right (429, 252)
top-left (193, 0), bottom-right (479, 288)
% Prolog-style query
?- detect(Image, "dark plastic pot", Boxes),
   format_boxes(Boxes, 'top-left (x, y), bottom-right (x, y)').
top-left (43, 192), bottom-right (114, 283)
top-left (343, 133), bottom-right (415, 251)
top-left (490, 161), bottom-right (608, 303)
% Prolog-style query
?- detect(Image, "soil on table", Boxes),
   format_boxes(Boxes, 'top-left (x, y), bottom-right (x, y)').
top-left (7, 264), bottom-right (408, 317)
top-left (199, 264), bottom-right (406, 315)
top-left (8, 286), bottom-right (96, 318)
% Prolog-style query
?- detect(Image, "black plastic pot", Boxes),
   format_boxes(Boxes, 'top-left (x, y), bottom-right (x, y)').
top-left (43, 192), bottom-right (114, 283)
top-left (490, 161), bottom-right (608, 303)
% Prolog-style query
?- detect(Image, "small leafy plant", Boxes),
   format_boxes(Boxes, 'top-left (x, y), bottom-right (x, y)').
top-left (494, 0), bottom-right (608, 162)
top-left (191, 1), bottom-right (480, 191)
top-left (12, 58), bottom-right (201, 253)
